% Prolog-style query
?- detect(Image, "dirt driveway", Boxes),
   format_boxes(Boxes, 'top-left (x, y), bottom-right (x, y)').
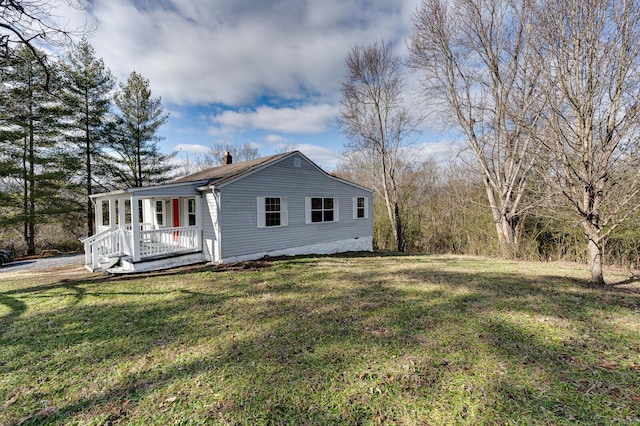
top-left (0, 254), bottom-right (85, 279)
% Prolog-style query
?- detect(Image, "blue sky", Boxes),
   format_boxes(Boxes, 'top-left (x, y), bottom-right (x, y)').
top-left (70, 0), bottom-right (458, 169)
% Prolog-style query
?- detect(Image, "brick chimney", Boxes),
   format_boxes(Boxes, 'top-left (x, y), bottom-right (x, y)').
top-left (222, 151), bottom-right (232, 165)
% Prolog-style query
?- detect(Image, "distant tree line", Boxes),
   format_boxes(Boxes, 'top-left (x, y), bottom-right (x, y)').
top-left (0, 39), bottom-right (174, 255)
top-left (339, 0), bottom-right (640, 285)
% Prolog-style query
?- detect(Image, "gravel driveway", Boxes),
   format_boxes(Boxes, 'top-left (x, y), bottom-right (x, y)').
top-left (0, 253), bottom-right (84, 273)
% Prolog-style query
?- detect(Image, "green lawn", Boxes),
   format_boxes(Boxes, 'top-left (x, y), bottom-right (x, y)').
top-left (1, 254), bottom-right (639, 425)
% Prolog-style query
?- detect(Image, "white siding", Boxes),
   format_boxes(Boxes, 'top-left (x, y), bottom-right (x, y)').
top-left (202, 191), bottom-right (220, 262)
top-left (218, 153), bottom-right (373, 260)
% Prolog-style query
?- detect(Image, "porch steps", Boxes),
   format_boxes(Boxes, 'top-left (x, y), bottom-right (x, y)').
top-left (99, 255), bottom-right (120, 270)
top-left (106, 251), bottom-right (207, 274)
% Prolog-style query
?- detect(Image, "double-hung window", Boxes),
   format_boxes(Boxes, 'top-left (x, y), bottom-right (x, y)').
top-left (353, 196), bottom-right (368, 219)
top-left (187, 198), bottom-right (197, 226)
top-left (257, 197), bottom-right (288, 228)
top-left (306, 197), bottom-right (338, 223)
top-left (155, 200), bottom-right (165, 226)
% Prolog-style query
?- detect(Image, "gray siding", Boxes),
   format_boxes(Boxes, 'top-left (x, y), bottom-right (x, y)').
top-left (218, 153), bottom-right (373, 259)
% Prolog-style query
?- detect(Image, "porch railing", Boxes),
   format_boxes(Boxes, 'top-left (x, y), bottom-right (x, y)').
top-left (125, 222), bottom-right (153, 231)
top-left (139, 226), bottom-right (200, 258)
top-left (84, 225), bottom-right (200, 270)
top-left (82, 228), bottom-right (122, 271)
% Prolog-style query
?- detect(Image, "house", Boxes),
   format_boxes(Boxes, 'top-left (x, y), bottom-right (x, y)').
top-left (82, 151), bottom-right (373, 273)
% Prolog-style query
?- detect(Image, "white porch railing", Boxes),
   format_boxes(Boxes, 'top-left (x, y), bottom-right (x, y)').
top-left (125, 222), bottom-right (153, 231)
top-left (82, 228), bottom-right (122, 271)
top-left (139, 226), bottom-right (200, 258)
top-left (84, 225), bottom-right (200, 271)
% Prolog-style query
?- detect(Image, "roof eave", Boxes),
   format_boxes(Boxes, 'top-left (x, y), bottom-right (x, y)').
top-left (90, 179), bottom-right (210, 199)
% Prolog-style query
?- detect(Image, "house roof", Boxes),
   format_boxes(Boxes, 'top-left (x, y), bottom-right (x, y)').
top-left (171, 152), bottom-right (291, 186)
top-left (91, 151), bottom-right (372, 199)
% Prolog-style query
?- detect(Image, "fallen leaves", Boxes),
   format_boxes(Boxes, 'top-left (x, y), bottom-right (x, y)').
top-left (159, 395), bottom-right (179, 411)
top-left (599, 360), bottom-right (619, 370)
top-left (2, 393), bottom-right (19, 410)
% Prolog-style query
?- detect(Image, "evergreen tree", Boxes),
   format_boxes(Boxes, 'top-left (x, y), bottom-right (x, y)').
top-left (106, 71), bottom-right (174, 189)
top-left (0, 47), bottom-right (78, 254)
top-left (62, 38), bottom-right (115, 236)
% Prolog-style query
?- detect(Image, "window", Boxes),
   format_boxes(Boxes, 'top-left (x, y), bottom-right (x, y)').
top-left (265, 197), bottom-right (281, 226)
top-left (101, 200), bottom-right (109, 226)
top-left (353, 196), bottom-right (368, 219)
top-left (187, 198), bottom-right (197, 226)
top-left (257, 197), bottom-right (288, 228)
top-left (155, 200), bottom-right (165, 226)
top-left (138, 200), bottom-right (144, 223)
top-left (124, 199), bottom-right (132, 224)
top-left (306, 197), bottom-right (338, 223)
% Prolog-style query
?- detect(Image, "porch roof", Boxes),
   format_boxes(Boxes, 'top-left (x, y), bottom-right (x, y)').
top-left (90, 179), bottom-right (209, 199)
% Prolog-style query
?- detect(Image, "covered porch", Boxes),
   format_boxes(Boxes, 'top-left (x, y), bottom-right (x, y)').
top-left (82, 185), bottom-right (205, 272)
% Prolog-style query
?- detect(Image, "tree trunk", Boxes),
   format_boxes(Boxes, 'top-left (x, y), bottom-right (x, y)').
top-left (27, 117), bottom-right (36, 255)
top-left (485, 179), bottom-right (518, 257)
top-left (497, 215), bottom-right (519, 257)
top-left (393, 201), bottom-right (404, 252)
top-left (380, 156), bottom-right (405, 253)
top-left (86, 140), bottom-right (93, 236)
top-left (587, 238), bottom-right (605, 286)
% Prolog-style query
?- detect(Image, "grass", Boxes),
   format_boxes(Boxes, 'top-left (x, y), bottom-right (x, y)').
top-left (1, 253), bottom-right (639, 425)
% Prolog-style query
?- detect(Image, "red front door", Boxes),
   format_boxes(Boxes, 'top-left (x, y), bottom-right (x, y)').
top-left (172, 198), bottom-right (180, 240)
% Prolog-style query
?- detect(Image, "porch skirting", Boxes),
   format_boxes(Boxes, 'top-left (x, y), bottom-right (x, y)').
top-left (220, 236), bottom-right (373, 264)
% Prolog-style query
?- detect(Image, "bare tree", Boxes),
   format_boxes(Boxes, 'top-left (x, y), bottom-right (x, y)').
top-left (179, 142), bottom-right (260, 175)
top-left (531, 0), bottom-right (640, 285)
top-left (0, 0), bottom-right (91, 88)
top-left (339, 41), bottom-right (419, 252)
top-left (410, 0), bottom-right (543, 256)
top-left (209, 142), bottom-right (259, 164)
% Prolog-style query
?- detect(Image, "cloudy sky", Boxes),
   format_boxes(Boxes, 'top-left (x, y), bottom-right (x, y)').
top-left (65, 0), bottom-right (457, 169)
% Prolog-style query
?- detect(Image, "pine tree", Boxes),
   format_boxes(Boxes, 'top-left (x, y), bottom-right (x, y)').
top-left (0, 47), bottom-right (78, 254)
top-left (62, 38), bottom-right (115, 236)
top-left (106, 71), bottom-right (174, 189)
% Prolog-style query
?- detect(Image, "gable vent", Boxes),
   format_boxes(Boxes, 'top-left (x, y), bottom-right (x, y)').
top-left (294, 158), bottom-right (301, 168)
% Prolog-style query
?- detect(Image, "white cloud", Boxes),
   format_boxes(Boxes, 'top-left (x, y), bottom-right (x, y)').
top-left (78, 0), bottom-right (430, 162)
top-left (212, 104), bottom-right (339, 134)
top-left (174, 143), bottom-right (211, 154)
top-left (286, 144), bottom-right (341, 169)
top-left (87, 0), bottom-right (420, 106)
top-left (265, 134), bottom-right (287, 144)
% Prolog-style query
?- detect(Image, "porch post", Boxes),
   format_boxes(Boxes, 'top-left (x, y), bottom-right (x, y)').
top-left (117, 197), bottom-right (125, 229)
top-left (109, 199), bottom-right (117, 231)
top-left (195, 195), bottom-right (202, 251)
top-left (95, 199), bottom-right (103, 232)
top-left (131, 195), bottom-right (141, 262)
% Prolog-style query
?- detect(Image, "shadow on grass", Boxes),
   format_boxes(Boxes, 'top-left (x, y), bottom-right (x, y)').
top-left (1, 254), bottom-right (639, 424)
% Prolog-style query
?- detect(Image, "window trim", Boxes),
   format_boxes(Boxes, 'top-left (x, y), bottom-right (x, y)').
top-left (186, 198), bottom-right (197, 227)
top-left (101, 200), bottom-right (110, 226)
top-left (155, 200), bottom-right (165, 226)
top-left (353, 196), bottom-right (369, 219)
top-left (305, 196), bottom-right (339, 224)
top-left (257, 196), bottom-right (288, 228)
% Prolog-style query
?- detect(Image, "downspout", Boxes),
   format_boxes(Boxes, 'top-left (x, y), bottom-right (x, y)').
top-left (215, 188), bottom-right (222, 263)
